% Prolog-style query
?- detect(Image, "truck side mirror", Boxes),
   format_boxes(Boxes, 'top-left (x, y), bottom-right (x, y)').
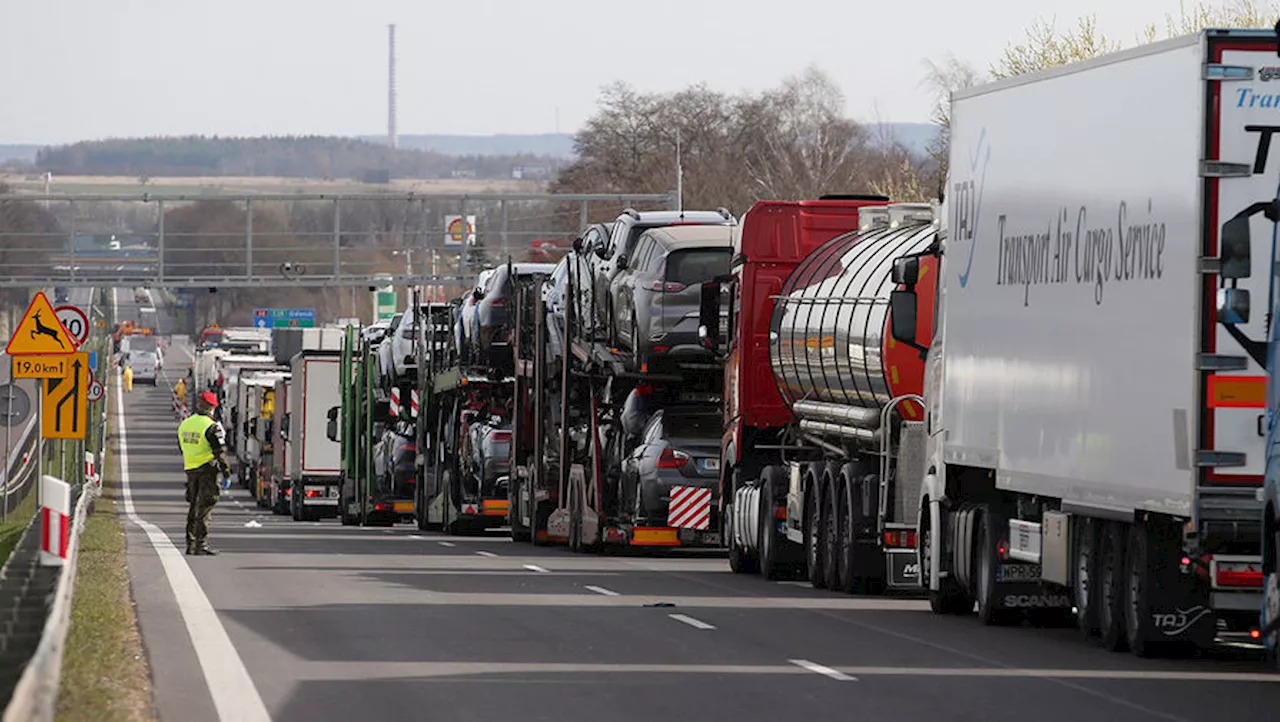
top-left (892, 257), bottom-right (920, 286)
top-left (1217, 287), bottom-right (1251, 324)
top-left (595, 244), bottom-right (610, 261)
top-left (326, 406), bottom-right (340, 442)
top-left (1220, 216), bottom-right (1252, 279)
top-left (889, 290), bottom-right (919, 345)
top-left (616, 255), bottom-right (628, 271)
top-left (572, 237), bottom-right (583, 252)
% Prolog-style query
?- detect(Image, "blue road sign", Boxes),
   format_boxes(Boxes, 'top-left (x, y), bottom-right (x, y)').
top-left (88, 351), bottom-right (98, 370)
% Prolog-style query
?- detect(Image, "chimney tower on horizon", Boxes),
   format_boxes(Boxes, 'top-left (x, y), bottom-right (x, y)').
top-left (388, 24), bottom-right (398, 149)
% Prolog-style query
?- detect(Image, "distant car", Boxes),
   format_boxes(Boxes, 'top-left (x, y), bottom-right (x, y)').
top-left (457, 269), bottom-right (497, 361)
top-left (619, 405), bottom-right (722, 526)
top-left (608, 224), bottom-right (734, 358)
top-left (472, 262), bottom-right (555, 366)
top-left (126, 350), bottom-right (160, 385)
top-left (53, 287), bottom-right (69, 304)
top-left (587, 209), bottom-right (736, 340)
top-left (374, 424), bottom-right (417, 504)
top-left (376, 312), bottom-right (403, 389)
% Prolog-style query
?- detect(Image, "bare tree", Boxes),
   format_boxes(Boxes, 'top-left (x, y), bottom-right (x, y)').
top-left (989, 15), bottom-right (1121, 80)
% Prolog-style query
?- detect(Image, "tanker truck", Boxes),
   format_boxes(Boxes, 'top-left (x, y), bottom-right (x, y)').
top-left (883, 29), bottom-right (1269, 656)
top-left (699, 195), bottom-right (942, 592)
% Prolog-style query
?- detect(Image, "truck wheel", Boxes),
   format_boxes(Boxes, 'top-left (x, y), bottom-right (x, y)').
top-left (805, 466), bottom-right (826, 589)
top-left (568, 484), bottom-right (583, 553)
top-left (416, 480), bottom-right (430, 532)
top-left (758, 466), bottom-right (785, 580)
top-left (530, 461), bottom-right (549, 546)
top-left (921, 516), bottom-right (972, 615)
top-left (1074, 517), bottom-right (1100, 639)
top-left (509, 474), bottom-right (531, 542)
top-left (442, 471), bottom-right (459, 536)
top-left (291, 484), bottom-right (303, 522)
top-left (1098, 521), bottom-right (1129, 652)
top-left (1125, 519), bottom-right (1179, 657)
top-left (839, 464), bottom-right (884, 595)
top-left (974, 506), bottom-right (1013, 626)
top-left (1267, 529), bottom-right (1280, 670)
top-left (822, 480), bottom-right (840, 590)
top-left (727, 501), bottom-right (758, 575)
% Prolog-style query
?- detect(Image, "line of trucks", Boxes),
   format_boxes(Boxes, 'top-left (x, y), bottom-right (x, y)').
top-left (203, 28), bottom-right (1280, 668)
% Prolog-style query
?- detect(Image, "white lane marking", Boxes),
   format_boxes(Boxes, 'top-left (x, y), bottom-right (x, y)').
top-left (112, 289), bottom-right (271, 722)
top-left (584, 585), bottom-right (619, 596)
top-left (438, 541), bottom-right (456, 547)
top-left (408, 534), bottom-right (423, 539)
top-left (789, 659), bottom-right (857, 682)
top-left (523, 564), bottom-right (551, 573)
top-left (668, 614), bottom-right (716, 630)
top-left (475, 550), bottom-right (499, 558)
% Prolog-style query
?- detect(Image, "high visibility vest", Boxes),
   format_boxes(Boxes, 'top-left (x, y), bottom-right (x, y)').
top-left (179, 413), bottom-right (217, 470)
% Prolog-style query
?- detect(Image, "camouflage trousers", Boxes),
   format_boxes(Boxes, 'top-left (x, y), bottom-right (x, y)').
top-left (185, 466), bottom-right (220, 551)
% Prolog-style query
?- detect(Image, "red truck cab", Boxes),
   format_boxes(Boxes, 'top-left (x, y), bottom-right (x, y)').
top-left (718, 195), bottom-right (888, 497)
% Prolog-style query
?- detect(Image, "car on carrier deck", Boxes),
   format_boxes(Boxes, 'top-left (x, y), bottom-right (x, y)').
top-left (374, 422), bottom-right (417, 513)
top-left (376, 311), bottom-right (403, 389)
top-left (620, 405), bottom-right (722, 527)
top-left (608, 224), bottom-right (733, 358)
top-left (586, 209), bottom-right (735, 340)
top-left (471, 263), bottom-right (555, 366)
top-left (457, 268), bottom-right (496, 361)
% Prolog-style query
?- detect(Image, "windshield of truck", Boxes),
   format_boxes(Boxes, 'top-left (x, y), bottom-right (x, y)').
top-left (200, 330), bottom-right (223, 349)
top-left (125, 335), bottom-right (158, 353)
top-left (665, 249), bottom-right (732, 286)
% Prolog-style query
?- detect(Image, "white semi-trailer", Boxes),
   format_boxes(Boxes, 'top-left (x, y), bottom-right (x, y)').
top-left (887, 29), bottom-right (1270, 656)
top-left (288, 353), bottom-right (342, 521)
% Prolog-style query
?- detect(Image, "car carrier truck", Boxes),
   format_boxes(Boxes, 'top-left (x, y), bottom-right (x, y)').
top-left (509, 244), bottom-right (726, 551)
top-left (333, 325), bottom-right (408, 526)
top-left (414, 294), bottom-right (515, 533)
top-left (881, 28), bottom-right (1269, 656)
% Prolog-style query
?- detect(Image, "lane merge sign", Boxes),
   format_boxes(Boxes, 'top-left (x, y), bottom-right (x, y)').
top-left (41, 351), bottom-right (89, 440)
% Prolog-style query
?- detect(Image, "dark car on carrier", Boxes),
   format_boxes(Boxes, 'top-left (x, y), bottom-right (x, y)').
top-left (584, 209), bottom-right (735, 342)
top-left (607, 224), bottom-right (734, 359)
top-left (469, 262), bottom-right (555, 367)
top-left (619, 405), bottom-right (722, 531)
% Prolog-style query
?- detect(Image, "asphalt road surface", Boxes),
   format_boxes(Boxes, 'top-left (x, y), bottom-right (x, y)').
top-left (109, 289), bottom-right (1280, 722)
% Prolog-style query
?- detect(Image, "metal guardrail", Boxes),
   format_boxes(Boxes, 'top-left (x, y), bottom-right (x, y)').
top-left (0, 482), bottom-right (95, 722)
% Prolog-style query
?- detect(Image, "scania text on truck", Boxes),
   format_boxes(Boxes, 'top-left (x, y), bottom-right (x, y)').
top-left (885, 29), bottom-right (1268, 656)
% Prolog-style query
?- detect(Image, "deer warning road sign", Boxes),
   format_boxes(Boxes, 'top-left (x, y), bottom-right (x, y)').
top-left (6, 293), bottom-right (77, 355)
top-left (41, 352), bottom-right (89, 440)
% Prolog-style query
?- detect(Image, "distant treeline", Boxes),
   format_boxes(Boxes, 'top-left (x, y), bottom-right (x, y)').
top-left (32, 135), bottom-right (559, 180)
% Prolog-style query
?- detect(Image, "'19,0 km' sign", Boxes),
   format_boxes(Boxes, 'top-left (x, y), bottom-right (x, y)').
top-left (54, 306), bottom-right (89, 347)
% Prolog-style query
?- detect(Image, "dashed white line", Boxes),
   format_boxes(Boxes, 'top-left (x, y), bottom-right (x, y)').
top-left (475, 550), bottom-right (499, 558)
top-left (584, 585), bottom-right (619, 596)
top-left (408, 534), bottom-right (423, 539)
top-left (789, 659), bottom-right (857, 681)
top-left (523, 564), bottom-right (551, 573)
top-left (438, 541), bottom-right (456, 548)
top-left (668, 614), bottom-right (716, 630)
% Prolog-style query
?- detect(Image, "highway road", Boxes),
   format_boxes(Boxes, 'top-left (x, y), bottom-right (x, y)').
top-left (109, 290), bottom-right (1280, 722)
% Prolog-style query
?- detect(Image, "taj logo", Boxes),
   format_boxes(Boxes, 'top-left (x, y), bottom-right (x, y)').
top-left (1151, 606), bottom-right (1212, 636)
top-left (1260, 66), bottom-right (1280, 81)
top-left (952, 128), bottom-right (991, 288)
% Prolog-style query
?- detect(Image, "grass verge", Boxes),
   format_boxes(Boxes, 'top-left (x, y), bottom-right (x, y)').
top-left (56, 460), bottom-right (155, 719)
top-left (0, 489), bottom-right (37, 568)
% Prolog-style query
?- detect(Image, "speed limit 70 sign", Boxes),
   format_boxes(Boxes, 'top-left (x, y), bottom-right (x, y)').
top-left (54, 305), bottom-right (89, 347)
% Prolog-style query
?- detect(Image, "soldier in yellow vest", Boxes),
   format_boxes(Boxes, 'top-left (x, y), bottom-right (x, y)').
top-left (178, 392), bottom-right (231, 555)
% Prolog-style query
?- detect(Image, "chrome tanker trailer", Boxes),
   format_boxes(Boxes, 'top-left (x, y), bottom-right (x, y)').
top-left (703, 200), bottom-right (938, 593)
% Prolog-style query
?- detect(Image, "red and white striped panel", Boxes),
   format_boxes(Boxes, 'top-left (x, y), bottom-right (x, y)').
top-left (410, 389), bottom-right (420, 418)
top-left (667, 486), bottom-right (711, 530)
top-left (389, 387), bottom-right (401, 417)
top-left (40, 475), bottom-right (72, 565)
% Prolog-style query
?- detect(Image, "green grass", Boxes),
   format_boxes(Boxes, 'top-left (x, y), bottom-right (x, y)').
top-left (0, 490), bottom-right (38, 568)
top-left (56, 434), bottom-right (155, 720)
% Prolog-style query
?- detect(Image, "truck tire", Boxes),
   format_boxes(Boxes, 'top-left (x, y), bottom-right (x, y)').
top-left (822, 479), bottom-right (840, 590)
top-left (758, 466), bottom-right (786, 580)
top-left (921, 511), bottom-right (973, 615)
top-left (805, 465), bottom-right (825, 589)
top-left (974, 506), bottom-right (1013, 626)
top-left (1098, 521), bottom-right (1129, 652)
top-left (1267, 528), bottom-right (1280, 670)
top-left (839, 464), bottom-right (885, 595)
top-left (509, 473), bottom-right (531, 542)
top-left (727, 500), bottom-right (758, 575)
top-left (1074, 517), bottom-right (1100, 640)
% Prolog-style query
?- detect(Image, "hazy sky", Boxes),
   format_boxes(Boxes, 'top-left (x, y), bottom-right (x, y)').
top-left (0, 0), bottom-right (1230, 143)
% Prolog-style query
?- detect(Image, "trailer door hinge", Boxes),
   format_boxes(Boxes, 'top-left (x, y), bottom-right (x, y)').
top-left (1203, 63), bottom-right (1255, 81)
top-left (1198, 353), bottom-right (1250, 371)
top-left (1195, 450), bottom-right (1247, 468)
top-left (1200, 160), bottom-right (1252, 178)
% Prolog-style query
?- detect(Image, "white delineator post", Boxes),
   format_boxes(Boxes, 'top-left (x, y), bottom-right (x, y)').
top-left (40, 475), bottom-right (71, 566)
top-left (84, 451), bottom-right (99, 488)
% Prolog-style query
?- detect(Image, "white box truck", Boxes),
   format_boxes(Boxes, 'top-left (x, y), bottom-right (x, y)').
top-left (288, 353), bottom-right (342, 521)
top-left (886, 29), bottom-right (1270, 657)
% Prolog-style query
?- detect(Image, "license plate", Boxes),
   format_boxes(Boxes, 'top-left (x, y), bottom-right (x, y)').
top-left (700, 458), bottom-right (720, 471)
top-left (996, 563), bottom-right (1041, 582)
